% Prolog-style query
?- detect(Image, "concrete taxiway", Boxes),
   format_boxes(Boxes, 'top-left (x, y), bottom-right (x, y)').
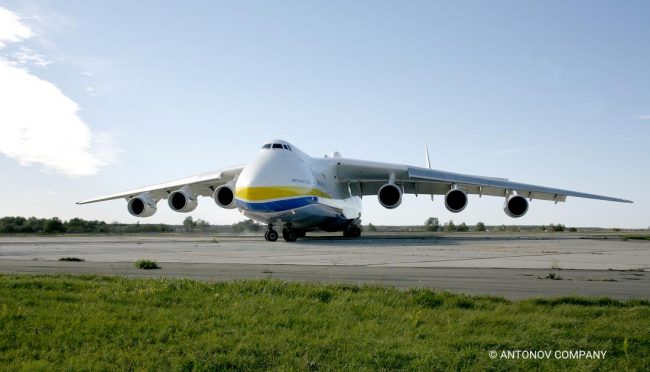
top-left (1, 234), bottom-right (648, 300)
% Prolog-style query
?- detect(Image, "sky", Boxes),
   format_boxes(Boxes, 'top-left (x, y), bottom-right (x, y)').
top-left (0, 1), bottom-right (648, 228)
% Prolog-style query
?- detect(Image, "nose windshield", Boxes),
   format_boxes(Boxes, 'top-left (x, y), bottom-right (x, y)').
top-left (261, 143), bottom-right (292, 151)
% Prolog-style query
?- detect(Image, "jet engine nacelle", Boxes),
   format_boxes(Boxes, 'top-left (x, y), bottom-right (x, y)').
top-left (445, 188), bottom-right (468, 213)
top-left (168, 187), bottom-right (198, 213)
top-left (504, 195), bottom-right (529, 218)
top-left (378, 183), bottom-right (402, 209)
top-left (214, 183), bottom-right (236, 209)
top-left (127, 193), bottom-right (158, 217)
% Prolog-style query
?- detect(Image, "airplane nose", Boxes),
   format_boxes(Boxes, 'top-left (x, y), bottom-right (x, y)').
top-left (235, 149), bottom-right (316, 203)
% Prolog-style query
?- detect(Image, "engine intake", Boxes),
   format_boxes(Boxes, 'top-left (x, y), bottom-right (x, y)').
top-left (504, 195), bottom-right (529, 218)
top-left (445, 189), bottom-right (468, 213)
top-left (168, 187), bottom-right (198, 213)
top-left (214, 184), bottom-right (236, 209)
top-left (127, 193), bottom-right (157, 217)
top-left (378, 183), bottom-right (402, 209)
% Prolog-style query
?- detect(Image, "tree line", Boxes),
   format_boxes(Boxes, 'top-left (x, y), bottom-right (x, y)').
top-left (0, 216), bottom-right (264, 235)
top-left (423, 217), bottom-right (573, 232)
top-left (365, 218), bottom-right (577, 233)
top-left (0, 216), bottom-right (173, 234)
top-left (0, 215), bottom-right (591, 235)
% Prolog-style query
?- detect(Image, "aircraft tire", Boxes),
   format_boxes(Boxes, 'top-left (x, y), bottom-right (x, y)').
top-left (282, 228), bottom-right (298, 242)
top-left (343, 225), bottom-right (361, 238)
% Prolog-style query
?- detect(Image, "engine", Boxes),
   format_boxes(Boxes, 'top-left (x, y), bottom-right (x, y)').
top-left (214, 184), bottom-right (236, 209)
top-left (127, 193), bottom-right (157, 217)
top-left (167, 187), bottom-right (198, 213)
top-left (378, 183), bottom-right (402, 209)
top-left (445, 188), bottom-right (468, 213)
top-left (504, 195), bottom-right (529, 218)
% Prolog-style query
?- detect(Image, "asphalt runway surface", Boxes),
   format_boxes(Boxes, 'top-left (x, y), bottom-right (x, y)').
top-left (1, 233), bottom-right (648, 300)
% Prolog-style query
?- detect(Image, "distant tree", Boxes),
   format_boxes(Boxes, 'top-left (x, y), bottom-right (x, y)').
top-left (183, 216), bottom-right (196, 232)
top-left (246, 219), bottom-right (261, 232)
top-left (0, 216), bottom-right (28, 233)
top-left (24, 217), bottom-right (43, 233)
top-left (232, 219), bottom-right (262, 233)
top-left (457, 222), bottom-right (469, 232)
top-left (366, 223), bottom-right (378, 232)
top-left (425, 217), bottom-right (440, 232)
top-left (475, 222), bottom-right (486, 232)
top-left (568, 227), bottom-right (577, 232)
top-left (43, 217), bottom-right (66, 234)
top-left (549, 223), bottom-right (565, 232)
top-left (195, 219), bottom-right (210, 231)
top-left (444, 220), bottom-right (456, 232)
top-left (66, 217), bottom-right (85, 233)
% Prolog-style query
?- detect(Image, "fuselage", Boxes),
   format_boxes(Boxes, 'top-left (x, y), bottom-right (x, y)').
top-left (234, 140), bottom-right (362, 231)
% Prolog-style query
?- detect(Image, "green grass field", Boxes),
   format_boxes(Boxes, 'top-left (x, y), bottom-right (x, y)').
top-left (1, 275), bottom-right (648, 370)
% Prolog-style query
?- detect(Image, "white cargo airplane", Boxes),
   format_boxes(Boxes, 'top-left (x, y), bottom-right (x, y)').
top-left (78, 139), bottom-right (632, 242)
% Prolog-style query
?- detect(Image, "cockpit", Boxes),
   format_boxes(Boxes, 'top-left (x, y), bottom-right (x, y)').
top-left (262, 143), bottom-right (292, 151)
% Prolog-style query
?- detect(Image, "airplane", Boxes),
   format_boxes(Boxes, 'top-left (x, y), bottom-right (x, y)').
top-left (78, 139), bottom-right (632, 242)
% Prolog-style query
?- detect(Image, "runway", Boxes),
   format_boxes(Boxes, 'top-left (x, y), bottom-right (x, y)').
top-left (1, 234), bottom-right (648, 300)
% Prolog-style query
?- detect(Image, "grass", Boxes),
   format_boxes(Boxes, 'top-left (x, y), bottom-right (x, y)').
top-left (0, 275), bottom-right (649, 370)
top-left (133, 259), bottom-right (160, 270)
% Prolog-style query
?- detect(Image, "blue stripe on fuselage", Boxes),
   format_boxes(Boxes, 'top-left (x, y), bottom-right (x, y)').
top-left (235, 196), bottom-right (318, 213)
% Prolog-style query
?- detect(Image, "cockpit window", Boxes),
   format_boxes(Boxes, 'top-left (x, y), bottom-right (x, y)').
top-left (264, 143), bottom-right (292, 150)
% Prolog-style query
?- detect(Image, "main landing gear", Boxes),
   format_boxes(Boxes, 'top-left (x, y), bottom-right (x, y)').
top-left (282, 228), bottom-right (298, 242)
top-left (264, 225), bottom-right (306, 242)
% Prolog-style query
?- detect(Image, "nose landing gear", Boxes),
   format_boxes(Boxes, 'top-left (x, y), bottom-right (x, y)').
top-left (343, 224), bottom-right (361, 238)
top-left (264, 228), bottom-right (278, 242)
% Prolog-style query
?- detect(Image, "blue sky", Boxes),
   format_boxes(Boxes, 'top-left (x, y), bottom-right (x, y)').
top-left (0, 1), bottom-right (648, 228)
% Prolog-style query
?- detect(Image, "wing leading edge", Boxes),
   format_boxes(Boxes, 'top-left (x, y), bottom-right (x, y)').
top-left (335, 159), bottom-right (632, 204)
top-left (77, 166), bottom-right (244, 204)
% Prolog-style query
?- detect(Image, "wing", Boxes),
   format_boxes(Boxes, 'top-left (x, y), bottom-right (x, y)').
top-left (77, 166), bottom-right (244, 204)
top-left (335, 159), bottom-right (632, 203)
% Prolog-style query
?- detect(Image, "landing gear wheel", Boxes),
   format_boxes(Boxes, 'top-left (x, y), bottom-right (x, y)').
top-left (265, 230), bottom-right (278, 242)
top-left (343, 225), bottom-right (361, 238)
top-left (282, 228), bottom-right (298, 242)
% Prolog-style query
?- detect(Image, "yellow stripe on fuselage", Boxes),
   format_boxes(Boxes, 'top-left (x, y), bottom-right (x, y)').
top-left (235, 186), bottom-right (331, 201)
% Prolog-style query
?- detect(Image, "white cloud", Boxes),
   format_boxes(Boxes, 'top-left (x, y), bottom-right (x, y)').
top-left (0, 7), bottom-right (33, 47)
top-left (10, 46), bottom-right (53, 68)
top-left (81, 71), bottom-right (93, 77)
top-left (637, 114), bottom-right (650, 121)
top-left (0, 6), bottom-right (118, 177)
